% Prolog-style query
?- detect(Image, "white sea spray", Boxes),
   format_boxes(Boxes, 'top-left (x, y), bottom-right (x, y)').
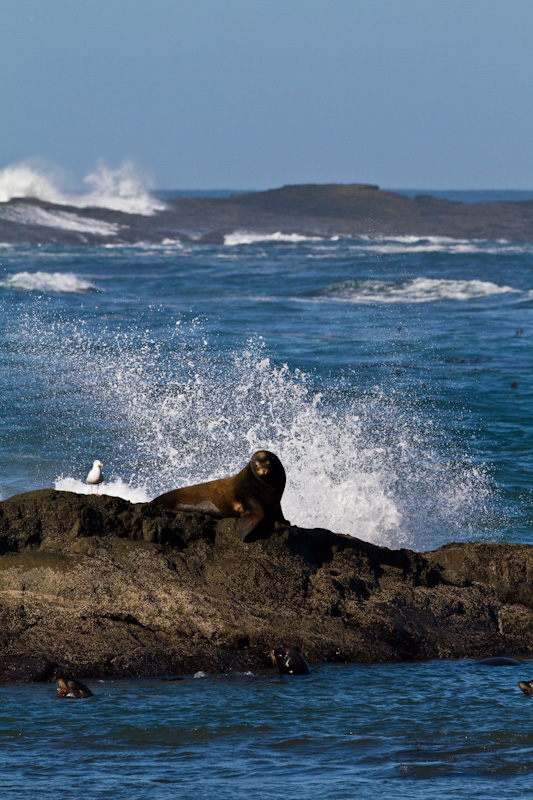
top-left (54, 476), bottom-right (150, 503)
top-left (14, 316), bottom-right (490, 550)
top-left (0, 160), bottom-right (164, 216)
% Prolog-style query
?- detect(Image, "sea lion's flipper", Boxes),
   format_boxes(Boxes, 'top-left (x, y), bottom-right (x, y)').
top-left (238, 511), bottom-right (264, 540)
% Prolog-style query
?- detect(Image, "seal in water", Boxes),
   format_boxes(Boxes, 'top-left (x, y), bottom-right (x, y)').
top-left (56, 678), bottom-right (94, 698)
top-left (475, 657), bottom-right (522, 666)
top-left (152, 450), bottom-right (287, 540)
top-left (518, 680), bottom-right (533, 696)
top-left (270, 647), bottom-right (310, 675)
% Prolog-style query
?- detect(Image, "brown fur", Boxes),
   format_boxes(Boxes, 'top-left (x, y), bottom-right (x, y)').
top-left (152, 450), bottom-right (287, 539)
top-left (56, 678), bottom-right (93, 698)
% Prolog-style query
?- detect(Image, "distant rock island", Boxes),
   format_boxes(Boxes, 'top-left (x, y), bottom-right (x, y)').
top-left (0, 489), bottom-right (532, 682)
top-left (2, 183), bottom-right (533, 244)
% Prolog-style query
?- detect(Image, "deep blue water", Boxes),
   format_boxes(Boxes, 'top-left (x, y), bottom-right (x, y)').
top-left (1, 186), bottom-right (533, 797)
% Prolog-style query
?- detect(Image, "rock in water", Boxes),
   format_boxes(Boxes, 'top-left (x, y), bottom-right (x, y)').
top-left (0, 489), bottom-right (533, 682)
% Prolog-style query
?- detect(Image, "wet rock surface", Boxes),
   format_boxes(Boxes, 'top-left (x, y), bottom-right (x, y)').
top-left (0, 489), bottom-right (532, 682)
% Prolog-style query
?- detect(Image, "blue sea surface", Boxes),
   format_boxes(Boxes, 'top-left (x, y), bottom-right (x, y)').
top-left (1, 221), bottom-right (532, 547)
top-left (1, 186), bottom-right (533, 797)
top-left (3, 663), bottom-right (533, 800)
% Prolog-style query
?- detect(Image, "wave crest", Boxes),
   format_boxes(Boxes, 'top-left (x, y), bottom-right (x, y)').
top-left (308, 277), bottom-right (519, 304)
top-left (224, 231), bottom-right (324, 246)
top-left (0, 204), bottom-right (121, 236)
top-left (0, 271), bottom-right (96, 293)
top-left (349, 235), bottom-right (527, 255)
top-left (0, 160), bottom-right (165, 216)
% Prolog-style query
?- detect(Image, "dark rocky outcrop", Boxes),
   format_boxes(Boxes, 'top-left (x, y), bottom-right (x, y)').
top-left (0, 489), bottom-right (532, 682)
top-left (2, 184), bottom-right (533, 244)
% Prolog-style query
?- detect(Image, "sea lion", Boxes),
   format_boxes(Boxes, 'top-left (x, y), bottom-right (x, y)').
top-left (518, 680), bottom-right (533, 696)
top-left (152, 450), bottom-right (287, 540)
top-left (56, 678), bottom-right (93, 698)
top-left (270, 647), bottom-right (310, 676)
top-left (475, 657), bottom-right (522, 666)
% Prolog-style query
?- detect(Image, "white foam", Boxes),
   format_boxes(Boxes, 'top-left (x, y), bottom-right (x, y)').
top-left (350, 235), bottom-right (532, 255)
top-left (0, 204), bottom-right (121, 236)
top-left (0, 271), bottom-right (96, 293)
top-left (0, 164), bottom-right (65, 204)
top-left (224, 231), bottom-right (323, 246)
top-left (307, 277), bottom-right (520, 304)
top-left (0, 160), bottom-right (165, 216)
top-left (220, 231), bottom-right (531, 253)
top-left (54, 476), bottom-right (150, 503)
top-left (21, 319), bottom-right (490, 551)
top-left (80, 161), bottom-right (166, 215)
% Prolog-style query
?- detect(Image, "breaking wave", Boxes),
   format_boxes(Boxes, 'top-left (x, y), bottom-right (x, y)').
top-left (306, 277), bottom-right (520, 304)
top-left (349, 235), bottom-right (531, 255)
top-left (0, 160), bottom-right (165, 216)
top-left (0, 204), bottom-right (121, 236)
top-left (10, 314), bottom-right (491, 550)
top-left (54, 476), bottom-right (150, 503)
top-left (223, 232), bottom-right (532, 255)
top-left (224, 231), bottom-right (324, 246)
top-left (0, 271), bottom-right (96, 293)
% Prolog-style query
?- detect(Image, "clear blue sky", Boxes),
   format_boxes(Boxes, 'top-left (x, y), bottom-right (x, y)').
top-left (3, 0), bottom-right (533, 190)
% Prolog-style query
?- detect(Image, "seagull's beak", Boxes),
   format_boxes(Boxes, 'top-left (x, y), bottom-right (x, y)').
top-left (99, 462), bottom-right (103, 466)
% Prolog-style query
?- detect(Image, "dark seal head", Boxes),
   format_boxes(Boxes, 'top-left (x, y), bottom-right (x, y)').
top-left (270, 647), bottom-right (310, 676)
top-left (56, 678), bottom-right (93, 698)
top-left (518, 680), bottom-right (533, 696)
top-left (152, 450), bottom-right (287, 540)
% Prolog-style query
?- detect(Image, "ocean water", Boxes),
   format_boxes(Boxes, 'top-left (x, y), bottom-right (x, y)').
top-left (3, 663), bottom-right (533, 800)
top-left (1, 165), bottom-right (533, 798)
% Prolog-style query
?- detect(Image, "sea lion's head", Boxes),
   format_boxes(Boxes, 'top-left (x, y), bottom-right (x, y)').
top-left (250, 451), bottom-right (286, 488)
top-left (56, 677), bottom-right (93, 698)
top-left (269, 647), bottom-right (310, 675)
top-left (270, 648), bottom-right (283, 669)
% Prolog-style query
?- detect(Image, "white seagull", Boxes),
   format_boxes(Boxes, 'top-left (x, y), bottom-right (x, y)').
top-left (86, 460), bottom-right (104, 495)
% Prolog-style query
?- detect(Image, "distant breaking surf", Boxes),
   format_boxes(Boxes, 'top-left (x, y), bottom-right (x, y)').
top-left (0, 204), bottom-right (122, 236)
top-left (0, 160), bottom-right (165, 216)
top-left (0, 271), bottom-right (96, 293)
top-left (3, 165), bottom-right (533, 246)
top-left (224, 231), bottom-right (325, 246)
top-left (306, 277), bottom-right (521, 304)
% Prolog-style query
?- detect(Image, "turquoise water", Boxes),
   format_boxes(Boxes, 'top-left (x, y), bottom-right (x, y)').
top-left (1, 188), bottom-right (533, 797)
